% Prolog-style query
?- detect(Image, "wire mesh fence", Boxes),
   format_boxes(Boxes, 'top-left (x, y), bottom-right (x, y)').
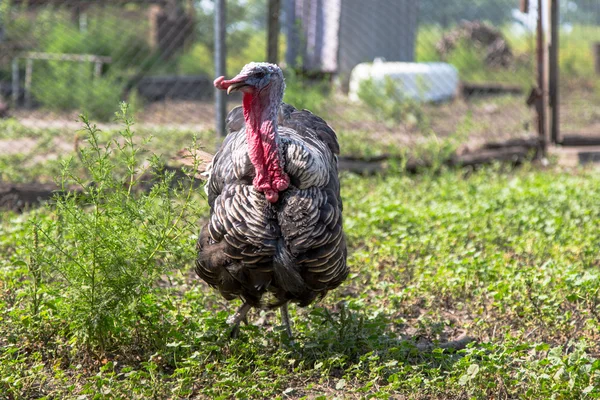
top-left (557, 0), bottom-right (600, 137)
top-left (1, 0), bottom-right (586, 190)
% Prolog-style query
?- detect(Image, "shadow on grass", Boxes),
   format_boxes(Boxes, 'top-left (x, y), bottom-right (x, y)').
top-left (288, 304), bottom-right (475, 373)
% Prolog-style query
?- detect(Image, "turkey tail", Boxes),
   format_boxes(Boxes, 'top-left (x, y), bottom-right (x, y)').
top-left (272, 238), bottom-right (305, 296)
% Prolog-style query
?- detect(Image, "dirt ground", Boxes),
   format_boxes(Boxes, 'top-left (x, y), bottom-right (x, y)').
top-left (8, 92), bottom-right (537, 149)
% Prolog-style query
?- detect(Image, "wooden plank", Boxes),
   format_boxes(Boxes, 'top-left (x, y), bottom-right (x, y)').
top-left (483, 137), bottom-right (542, 150)
top-left (559, 135), bottom-right (600, 147)
top-left (0, 182), bottom-right (61, 212)
top-left (24, 58), bottom-right (32, 109)
top-left (11, 0), bottom-right (167, 7)
top-left (594, 42), bottom-right (600, 75)
top-left (461, 82), bottom-right (523, 98)
top-left (23, 52), bottom-right (112, 63)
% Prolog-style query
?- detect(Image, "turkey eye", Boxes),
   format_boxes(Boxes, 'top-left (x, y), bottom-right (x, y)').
top-left (255, 71), bottom-right (266, 79)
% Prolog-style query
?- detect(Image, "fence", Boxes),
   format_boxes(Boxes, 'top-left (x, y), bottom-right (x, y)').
top-left (556, 0), bottom-right (600, 140)
top-left (0, 0), bottom-right (557, 190)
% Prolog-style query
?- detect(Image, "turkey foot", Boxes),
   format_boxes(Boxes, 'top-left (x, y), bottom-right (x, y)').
top-left (227, 302), bottom-right (251, 338)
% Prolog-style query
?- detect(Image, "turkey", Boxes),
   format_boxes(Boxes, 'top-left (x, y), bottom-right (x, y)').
top-left (195, 62), bottom-right (347, 339)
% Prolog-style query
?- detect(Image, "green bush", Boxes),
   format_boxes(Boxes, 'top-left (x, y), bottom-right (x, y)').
top-left (35, 11), bottom-right (150, 71)
top-left (24, 104), bottom-right (202, 350)
top-left (31, 61), bottom-right (124, 121)
top-left (415, 24), bottom-right (535, 89)
top-left (357, 76), bottom-right (428, 128)
top-left (283, 69), bottom-right (330, 114)
top-left (25, 10), bottom-right (150, 120)
top-left (177, 43), bottom-right (214, 76)
top-left (175, 29), bottom-right (287, 78)
top-left (559, 25), bottom-right (600, 79)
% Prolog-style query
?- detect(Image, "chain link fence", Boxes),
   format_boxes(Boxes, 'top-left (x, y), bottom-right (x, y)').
top-left (0, 0), bottom-right (555, 189)
top-left (557, 0), bottom-right (600, 137)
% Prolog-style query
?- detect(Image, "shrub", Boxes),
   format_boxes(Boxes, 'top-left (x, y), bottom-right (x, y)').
top-left (175, 29), bottom-right (287, 78)
top-left (24, 103), bottom-right (202, 350)
top-left (31, 61), bottom-right (124, 121)
top-left (356, 76), bottom-right (428, 128)
top-left (177, 43), bottom-right (214, 76)
top-left (26, 10), bottom-right (151, 120)
top-left (559, 25), bottom-right (600, 79)
top-left (415, 24), bottom-right (534, 89)
top-left (35, 11), bottom-right (150, 71)
top-left (283, 69), bottom-right (330, 114)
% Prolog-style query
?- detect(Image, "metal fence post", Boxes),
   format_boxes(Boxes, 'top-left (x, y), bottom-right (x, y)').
top-left (215, 0), bottom-right (227, 137)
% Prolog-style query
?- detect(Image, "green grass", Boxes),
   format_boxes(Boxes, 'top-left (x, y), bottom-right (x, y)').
top-left (559, 25), bottom-right (600, 80)
top-left (1, 112), bottom-right (600, 399)
top-left (0, 117), bottom-right (219, 183)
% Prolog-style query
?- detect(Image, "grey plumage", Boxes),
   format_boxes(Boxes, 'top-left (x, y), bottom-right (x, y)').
top-left (197, 104), bottom-right (347, 308)
top-left (196, 64), bottom-right (347, 336)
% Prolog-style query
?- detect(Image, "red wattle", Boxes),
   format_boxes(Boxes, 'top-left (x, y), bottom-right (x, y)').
top-left (242, 93), bottom-right (289, 203)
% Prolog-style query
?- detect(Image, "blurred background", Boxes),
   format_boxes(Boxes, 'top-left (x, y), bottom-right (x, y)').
top-left (0, 0), bottom-right (599, 185)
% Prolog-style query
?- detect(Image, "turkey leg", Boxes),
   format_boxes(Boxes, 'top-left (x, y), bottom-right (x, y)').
top-left (227, 302), bottom-right (251, 338)
top-left (280, 303), bottom-right (293, 340)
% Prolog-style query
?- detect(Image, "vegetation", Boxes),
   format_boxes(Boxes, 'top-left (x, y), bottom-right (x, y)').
top-left (0, 116), bottom-right (219, 184)
top-left (2, 0), bottom-right (599, 124)
top-left (356, 76), bottom-right (429, 128)
top-left (283, 70), bottom-right (331, 116)
top-left (415, 25), bottom-right (535, 90)
top-left (1, 111), bottom-right (600, 398)
top-left (3, 9), bottom-right (151, 120)
top-left (418, 0), bottom-right (517, 27)
top-left (559, 25), bottom-right (600, 80)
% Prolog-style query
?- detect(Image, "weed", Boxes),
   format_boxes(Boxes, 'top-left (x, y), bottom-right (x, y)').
top-left (357, 76), bottom-right (429, 129)
top-left (20, 103), bottom-right (204, 351)
top-left (283, 69), bottom-right (331, 114)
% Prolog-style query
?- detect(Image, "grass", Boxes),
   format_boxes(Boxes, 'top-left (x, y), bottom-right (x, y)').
top-left (559, 25), bottom-right (600, 80)
top-left (0, 117), bottom-right (219, 183)
top-left (1, 112), bottom-right (600, 398)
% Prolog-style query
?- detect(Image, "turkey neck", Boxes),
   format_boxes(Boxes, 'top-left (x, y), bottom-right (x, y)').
top-left (242, 88), bottom-right (289, 203)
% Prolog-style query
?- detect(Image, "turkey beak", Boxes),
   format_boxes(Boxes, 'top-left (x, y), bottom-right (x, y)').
top-left (226, 82), bottom-right (248, 95)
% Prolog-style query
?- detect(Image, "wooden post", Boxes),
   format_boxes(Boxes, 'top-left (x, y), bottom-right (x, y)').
top-left (94, 61), bottom-right (102, 78)
top-left (520, 0), bottom-right (529, 13)
top-left (548, 0), bottom-right (559, 145)
top-left (24, 58), bottom-right (33, 109)
top-left (214, 0), bottom-right (227, 137)
top-left (267, 0), bottom-right (281, 64)
top-left (11, 58), bottom-right (18, 106)
top-left (594, 42), bottom-right (600, 75)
